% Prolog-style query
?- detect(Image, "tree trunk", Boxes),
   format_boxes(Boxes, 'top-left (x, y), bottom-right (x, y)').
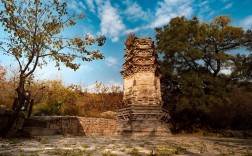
top-left (2, 74), bottom-right (27, 137)
top-left (16, 74), bottom-right (26, 112)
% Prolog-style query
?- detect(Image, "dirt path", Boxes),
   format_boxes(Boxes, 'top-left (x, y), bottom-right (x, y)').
top-left (0, 135), bottom-right (251, 156)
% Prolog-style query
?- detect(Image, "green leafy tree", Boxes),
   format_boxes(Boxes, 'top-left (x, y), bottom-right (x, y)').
top-left (32, 79), bottom-right (79, 116)
top-left (231, 54), bottom-right (252, 84)
top-left (0, 0), bottom-right (105, 115)
top-left (156, 16), bottom-right (251, 131)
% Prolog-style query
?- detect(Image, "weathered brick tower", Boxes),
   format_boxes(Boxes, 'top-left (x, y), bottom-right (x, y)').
top-left (117, 37), bottom-right (170, 136)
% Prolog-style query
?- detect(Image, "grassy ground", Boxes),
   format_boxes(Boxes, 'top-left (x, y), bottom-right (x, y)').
top-left (0, 135), bottom-right (251, 156)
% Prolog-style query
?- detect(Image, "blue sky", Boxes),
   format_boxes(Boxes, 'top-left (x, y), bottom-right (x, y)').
top-left (0, 0), bottom-right (252, 89)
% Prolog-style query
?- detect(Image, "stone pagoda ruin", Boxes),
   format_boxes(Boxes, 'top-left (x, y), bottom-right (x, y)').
top-left (117, 37), bottom-right (170, 136)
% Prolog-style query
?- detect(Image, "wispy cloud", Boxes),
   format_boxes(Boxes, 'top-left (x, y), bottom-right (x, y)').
top-left (106, 56), bottom-right (118, 66)
top-left (197, 1), bottom-right (215, 22)
top-left (123, 0), bottom-right (152, 22)
top-left (77, 0), bottom-right (194, 41)
top-left (198, 0), bottom-right (208, 7)
top-left (85, 0), bottom-right (95, 13)
top-left (105, 56), bottom-right (121, 71)
top-left (98, 1), bottom-right (126, 42)
top-left (66, 0), bottom-right (128, 42)
top-left (79, 64), bottom-right (93, 72)
top-left (65, 0), bottom-right (239, 42)
top-left (94, 0), bottom-right (103, 5)
top-left (67, 0), bottom-right (86, 14)
top-left (123, 27), bottom-right (141, 35)
top-left (150, 0), bottom-right (193, 28)
top-left (240, 15), bottom-right (252, 29)
top-left (222, 3), bottom-right (233, 10)
top-left (123, 0), bottom-right (194, 34)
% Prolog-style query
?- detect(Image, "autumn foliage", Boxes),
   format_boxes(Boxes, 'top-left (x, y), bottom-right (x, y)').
top-left (0, 66), bottom-right (122, 118)
top-left (0, 0), bottom-right (106, 129)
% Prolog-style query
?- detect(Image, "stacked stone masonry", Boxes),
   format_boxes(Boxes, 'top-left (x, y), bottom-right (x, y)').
top-left (23, 116), bottom-right (119, 136)
top-left (121, 38), bottom-right (162, 106)
top-left (117, 37), bottom-right (170, 136)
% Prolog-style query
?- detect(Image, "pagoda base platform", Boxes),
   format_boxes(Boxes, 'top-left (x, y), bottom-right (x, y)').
top-left (117, 105), bottom-right (171, 136)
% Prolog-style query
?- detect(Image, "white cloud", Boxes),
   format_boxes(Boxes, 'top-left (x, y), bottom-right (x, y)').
top-left (99, 1), bottom-right (126, 42)
top-left (150, 0), bottom-right (193, 28)
top-left (240, 15), bottom-right (252, 29)
top-left (123, 0), bottom-right (151, 22)
top-left (222, 3), bottom-right (233, 10)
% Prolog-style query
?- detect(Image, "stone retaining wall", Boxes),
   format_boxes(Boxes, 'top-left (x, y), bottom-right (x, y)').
top-left (78, 117), bottom-right (119, 136)
top-left (23, 116), bottom-right (120, 136)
